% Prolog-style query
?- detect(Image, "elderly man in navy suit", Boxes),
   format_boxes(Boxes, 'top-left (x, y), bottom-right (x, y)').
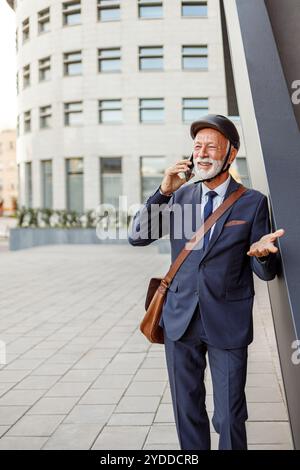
top-left (128, 115), bottom-right (284, 450)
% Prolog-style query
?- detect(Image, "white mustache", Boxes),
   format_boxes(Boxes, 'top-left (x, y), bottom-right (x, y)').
top-left (195, 159), bottom-right (215, 164)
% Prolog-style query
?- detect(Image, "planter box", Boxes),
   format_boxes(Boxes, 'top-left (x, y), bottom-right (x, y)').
top-left (9, 228), bottom-right (172, 252)
top-left (157, 239), bottom-right (171, 254)
top-left (9, 228), bottom-right (129, 251)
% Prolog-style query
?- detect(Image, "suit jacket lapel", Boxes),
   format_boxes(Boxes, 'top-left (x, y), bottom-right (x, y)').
top-left (198, 176), bottom-right (241, 264)
top-left (190, 180), bottom-right (202, 235)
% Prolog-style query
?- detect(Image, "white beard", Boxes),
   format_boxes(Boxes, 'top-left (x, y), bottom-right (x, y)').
top-left (192, 156), bottom-right (226, 182)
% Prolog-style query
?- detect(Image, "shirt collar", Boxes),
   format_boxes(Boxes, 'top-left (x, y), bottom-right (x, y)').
top-left (202, 174), bottom-right (231, 199)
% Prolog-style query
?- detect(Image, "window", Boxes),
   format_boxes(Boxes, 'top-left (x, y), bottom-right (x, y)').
top-left (182, 98), bottom-right (209, 121)
top-left (25, 162), bottom-right (32, 208)
top-left (24, 111), bottom-right (31, 133)
top-left (181, 1), bottom-right (207, 17)
top-left (64, 51), bottom-right (82, 76)
top-left (17, 116), bottom-right (20, 136)
top-left (39, 57), bottom-right (51, 81)
top-left (23, 64), bottom-right (30, 88)
top-left (97, 0), bottom-right (121, 21)
top-left (100, 157), bottom-right (122, 208)
top-left (138, 0), bottom-right (163, 19)
top-left (99, 100), bottom-right (122, 123)
top-left (139, 98), bottom-right (164, 123)
top-left (40, 105), bottom-right (52, 129)
top-left (182, 45), bottom-right (208, 70)
top-left (66, 158), bottom-right (84, 213)
top-left (22, 18), bottom-right (30, 43)
top-left (235, 157), bottom-right (251, 187)
top-left (139, 46), bottom-right (163, 70)
top-left (17, 163), bottom-right (20, 195)
top-left (98, 48), bottom-right (121, 72)
top-left (41, 160), bottom-right (53, 208)
top-left (38, 7), bottom-right (50, 33)
top-left (16, 72), bottom-right (19, 94)
top-left (140, 156), bottom-right (165, 202)
top-left (63, 1), bottom-right (81, 26)
top-left (64, 102), bottom-right (83, 126)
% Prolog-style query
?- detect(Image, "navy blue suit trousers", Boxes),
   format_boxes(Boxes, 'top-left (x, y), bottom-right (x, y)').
top-left (163, 304), bottom-right (248, 450)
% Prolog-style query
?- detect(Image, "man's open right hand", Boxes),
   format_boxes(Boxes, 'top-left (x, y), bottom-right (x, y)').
top-left (160, 159), bottom-right (195, 195)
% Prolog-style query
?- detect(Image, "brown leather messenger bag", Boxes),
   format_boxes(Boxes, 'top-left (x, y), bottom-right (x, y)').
top-left (140, 184), bottom-right (247, 344)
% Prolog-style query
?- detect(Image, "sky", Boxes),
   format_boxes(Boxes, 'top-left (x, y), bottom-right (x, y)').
top-left (0, 1), bottom-right (17, 131)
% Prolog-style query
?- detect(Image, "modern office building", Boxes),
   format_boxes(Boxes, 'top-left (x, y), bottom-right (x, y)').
top-left (7, 0), bottom-right (300, 449)
top-left (8, 0), bottom-right (249, 212)
top-left (0, 129), bottom-right (18, 214)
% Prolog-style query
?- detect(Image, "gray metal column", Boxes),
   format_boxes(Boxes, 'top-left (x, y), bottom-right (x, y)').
top-left (223, 0), bottom-right (300, 449)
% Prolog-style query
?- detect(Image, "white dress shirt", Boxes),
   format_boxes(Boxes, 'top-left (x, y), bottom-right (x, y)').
top-left (201, 174), bottom-right (231, 240)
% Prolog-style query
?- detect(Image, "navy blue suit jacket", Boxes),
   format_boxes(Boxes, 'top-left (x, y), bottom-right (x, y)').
top-left (128, 176), bottom-right (279, 349)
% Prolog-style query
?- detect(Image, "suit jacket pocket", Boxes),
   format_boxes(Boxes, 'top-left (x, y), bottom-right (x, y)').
top-left (224, 219), bottom-right (248, 227)
top-left (225, 284), bottom-right (254, 301)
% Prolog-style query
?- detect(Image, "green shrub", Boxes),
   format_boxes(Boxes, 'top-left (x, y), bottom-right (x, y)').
top-left (16, 207), bottom-right (130, 229)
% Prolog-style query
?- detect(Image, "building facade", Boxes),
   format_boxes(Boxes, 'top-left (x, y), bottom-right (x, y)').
top-left (0, 129), bottom-right (18, 214)
top-left (9, 0), bottom-right (250, 213)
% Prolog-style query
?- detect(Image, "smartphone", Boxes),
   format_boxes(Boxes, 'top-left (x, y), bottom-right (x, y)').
top-left (184, 152), bottom-right (194, 181)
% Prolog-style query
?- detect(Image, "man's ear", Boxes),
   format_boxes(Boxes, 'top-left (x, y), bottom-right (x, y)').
top-left (229, 147), bottom-right (238, 164)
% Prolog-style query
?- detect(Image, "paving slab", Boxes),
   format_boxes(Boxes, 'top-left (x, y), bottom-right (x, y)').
top-left (0, 245), bottom-right (293, 449)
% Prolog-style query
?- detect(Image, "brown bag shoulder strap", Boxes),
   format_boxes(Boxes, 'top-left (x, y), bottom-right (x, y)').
top-left (162, 185), bottom-right (248, 287)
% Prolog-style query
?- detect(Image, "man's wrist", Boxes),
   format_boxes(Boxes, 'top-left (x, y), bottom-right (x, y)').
top-left (159, 185), bottom-right (173, 197)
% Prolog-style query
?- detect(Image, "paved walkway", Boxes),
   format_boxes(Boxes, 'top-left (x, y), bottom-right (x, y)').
top-left (0, 244), bottom-right (293, 449)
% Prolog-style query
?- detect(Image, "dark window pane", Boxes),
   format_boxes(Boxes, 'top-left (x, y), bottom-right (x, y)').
top-left (183, 108), bottom-right (208, 121)
top-left (139, 6), bottom-right (163, 18)
top-left (100, 110), bottom-right (122, 122)
top-left (66, 62), bottom-right (82, 75)
top-left (42, 160), bottom-right (53, 208)
top-left (140, 57), bottom-right (163, 70)
top-left (182, 3), bottom-right (208, 17)
top-left (183, 56), bottom-right (208, 69)
top-left (100, 8), bottom-right (120, 21)
top-left (141, 109), bottom-right (164, 121)
top-left (100, 157), bottom-right (122, 207)
top-left (184, 98), bottom-right (208, 107)
top-left (140, 156), bottom-right (165, 202)
top-left (66, 158), bottom-right (84, 213)
top-left (140, 98), bottom-right (163, 108)
top-left (25, 162), bottom-right (32, 208)
top-left (99, 48), bottom-right (120, 58)
top-left (65, 13), bottom-right (81, 25)
top-left (140, 47), bottom-right (163, 55)
top-left (67, 112), bottom-right (83, 126)
top-left (101, 157), bottom-right (122, 173)
top-left (100, 59), bottom-right (121, 72)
